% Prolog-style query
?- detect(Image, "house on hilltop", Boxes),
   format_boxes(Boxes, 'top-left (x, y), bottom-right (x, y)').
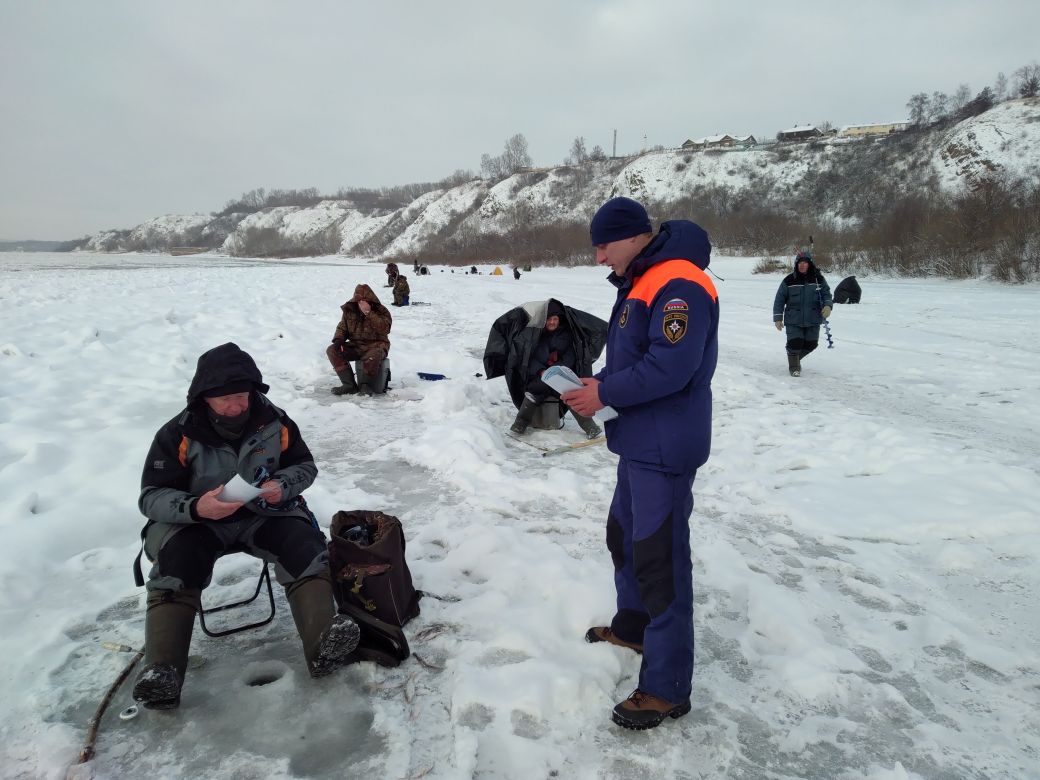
top-left (681, 133), bottom-right (757, 150)
top-left (838, 121), bottom-right (909, 138)
top-left (776, 125), bottom-right (822, 142)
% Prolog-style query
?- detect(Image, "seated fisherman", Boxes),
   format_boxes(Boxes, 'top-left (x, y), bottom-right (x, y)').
top-left (385, 262), bottom-right (399, 288)
top-left (392, 274), bottom-right (410, 307)
top-left (483, 299), bottom-right (607, 439)
top-left (132, 343), bottom-right (359, 710)
top-left (327, 284), bottom-right (392, 395)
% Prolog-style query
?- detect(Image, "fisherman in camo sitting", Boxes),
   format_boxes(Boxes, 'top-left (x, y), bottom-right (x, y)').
top-left (392, 274), bottom-right (410, 307)
top-left (132, 343), bottom-right (359, 709)
top-left (327, 283), bottom-right (392, 395)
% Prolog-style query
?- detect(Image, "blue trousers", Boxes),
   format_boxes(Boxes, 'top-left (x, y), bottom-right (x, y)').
top-left (606, 457), bottom-right (696, 703)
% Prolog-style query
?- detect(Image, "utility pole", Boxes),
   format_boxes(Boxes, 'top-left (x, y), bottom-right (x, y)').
top-left (612, 129), bottom-right (617, 159)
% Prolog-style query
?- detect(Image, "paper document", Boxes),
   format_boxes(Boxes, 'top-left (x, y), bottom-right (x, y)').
top-left (218, 473), bottom-right (264, 503)
top-left (541, 365), bottom-right (618, 422)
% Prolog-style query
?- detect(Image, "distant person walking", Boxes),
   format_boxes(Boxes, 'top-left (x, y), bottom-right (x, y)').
top-left (562, 196), bottom-right (718, 730)
top-left (773, 251), bottom-right (832, 376)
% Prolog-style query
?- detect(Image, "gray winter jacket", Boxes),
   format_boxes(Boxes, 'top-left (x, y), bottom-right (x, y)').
top-left (138, 343), bottom-right (317, 529)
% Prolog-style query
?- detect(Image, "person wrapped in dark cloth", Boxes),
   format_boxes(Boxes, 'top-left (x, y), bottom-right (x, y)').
top-left (483, 298), bottom-right (607, 438)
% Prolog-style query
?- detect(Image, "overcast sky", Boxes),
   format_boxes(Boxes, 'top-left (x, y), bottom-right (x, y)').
top-left (2, 0), bottom-right (1038, 239)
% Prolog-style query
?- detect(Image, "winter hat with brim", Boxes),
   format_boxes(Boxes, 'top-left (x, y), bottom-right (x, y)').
top-left (590, 197), bottom-right (652, 245)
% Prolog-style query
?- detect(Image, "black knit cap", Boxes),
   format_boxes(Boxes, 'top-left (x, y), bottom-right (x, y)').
top-left (202, 380), bottom-right (254, 398)
top-left (589, 197), bottom-right (652, 245)
top-left (187, 342), bottom-right (269, 403)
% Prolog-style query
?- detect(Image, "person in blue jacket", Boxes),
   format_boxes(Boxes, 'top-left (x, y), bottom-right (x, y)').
top-left (562, 197), bottom-right (718, 730)
top-left (773, 251), bottom-right (832, 376)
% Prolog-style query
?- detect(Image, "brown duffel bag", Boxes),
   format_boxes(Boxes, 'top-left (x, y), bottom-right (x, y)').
top-left (328, 510), bottom-right (421, 628)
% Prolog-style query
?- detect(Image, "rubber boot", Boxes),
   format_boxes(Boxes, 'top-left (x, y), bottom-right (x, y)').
top-left (787, 352), bottom-right (801, 377)
top-left (287, 573), bottom-right (360, 678)
top-left (132, 589), bottom-right (200, 709)
top-left (570, 410), bottom-right (602, 439)
top-left (509, 395), bottom-right (539, 435)
top-left (331, 367), bottom-right (358, 396)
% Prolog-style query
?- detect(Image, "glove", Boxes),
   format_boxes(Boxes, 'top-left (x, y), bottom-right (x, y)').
top-left (774, 320), bottom-right (783, 331)
top-left (821, 306), bottom-right (832, 319)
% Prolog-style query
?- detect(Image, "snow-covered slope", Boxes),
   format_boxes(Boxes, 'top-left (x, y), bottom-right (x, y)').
top-left (932, 97), bottom-right (1040, 190)
top-left (77, 100), bottom-right (1040, 258)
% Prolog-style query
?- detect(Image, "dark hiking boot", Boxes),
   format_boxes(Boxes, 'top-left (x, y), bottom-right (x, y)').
top-left (132, 663), bottom-right (183, 710)
top-left (288, 574), bottom-right (360, 677)
top-left (509, 395), bottom-right (539, 435)
top-left (310, 614), bottom-right (361, 678)
top-left (611, 689), bottom-right (691, 730)
top-left (585, 626), bottom-right (643, 654)
top-left (331, 368), bottom-right (359, 395)
top-left (133, 589), bottom-right (198, 709)
top-left (787, 352), bottom-right (801, 377)
top-left (571, 411), bottom-right (602, 440)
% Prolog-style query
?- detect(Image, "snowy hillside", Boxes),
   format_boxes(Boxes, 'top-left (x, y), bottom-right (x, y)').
top-left (932, 97), bottom-right (1040, 190)
top-left (74, 99), bottom-right (1040, 259)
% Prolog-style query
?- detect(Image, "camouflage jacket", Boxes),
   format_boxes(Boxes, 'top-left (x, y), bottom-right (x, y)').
top-left (334, 283), bottom-right (392, 351)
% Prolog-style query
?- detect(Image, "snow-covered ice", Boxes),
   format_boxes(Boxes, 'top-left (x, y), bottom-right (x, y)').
top-left (0, 252), bottom-right (1037, 779)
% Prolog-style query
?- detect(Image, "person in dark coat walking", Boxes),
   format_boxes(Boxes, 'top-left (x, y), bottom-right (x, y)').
top-left (562, 197), bottom-right (718, 730)
top-left (773, 251), bottom-right (832, 376)
top-left (132, 343), bottom-right (360, 709)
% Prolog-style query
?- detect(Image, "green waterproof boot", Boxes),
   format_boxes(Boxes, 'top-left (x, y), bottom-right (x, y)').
top-left (331, 368), bottom-right (359, 396)
top-left (509, 395), bottom-right (539, 435)
top-left (287, 574), bottom-right (361, 678)
top-left (132, 589), bottom-right (199, 709)
top-left (570, 410), bottom-right (602, 439)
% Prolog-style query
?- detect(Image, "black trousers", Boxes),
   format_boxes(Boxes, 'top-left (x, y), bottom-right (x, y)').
top-left (154, 517), bottom-right (327, 591)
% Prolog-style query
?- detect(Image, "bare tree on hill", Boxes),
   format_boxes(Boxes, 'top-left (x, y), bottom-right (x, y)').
top-left (1014, 62), bottom-right (1040, 98)
top-left (907, 93), bottom-right (929, 126)
top-left (480, 133), bottom-right (533, 181)
top-left (567, 136), bottom-right (588, 165)
top-left (929, 91), bottom-right (949, 121)
top-left (951, 83), bottom-right (972, 113)
top-left (994, 72), bottom-right (1008, 102)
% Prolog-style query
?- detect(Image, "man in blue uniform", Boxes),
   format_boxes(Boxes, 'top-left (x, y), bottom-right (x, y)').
top-left (562, 197), bottom-right (718, 730)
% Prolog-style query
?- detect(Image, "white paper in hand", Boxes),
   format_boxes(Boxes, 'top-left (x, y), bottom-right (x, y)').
top-left (541, 365), bottom-right (618, 422)
top-left (218, 473), bottom-right (264, 503)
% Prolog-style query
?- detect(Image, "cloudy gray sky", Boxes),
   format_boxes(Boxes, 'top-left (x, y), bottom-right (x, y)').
top-left (2, 0), bottom-right (1037, 239)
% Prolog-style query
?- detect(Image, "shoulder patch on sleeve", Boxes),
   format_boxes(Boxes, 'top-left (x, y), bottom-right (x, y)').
top-left (663, 312), bottom-right (688, 344)
top-left (663, 297), bottom-right (689, 312)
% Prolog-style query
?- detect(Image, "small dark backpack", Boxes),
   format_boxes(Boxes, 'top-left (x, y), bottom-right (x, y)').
top-left (328, 510), bottom-right (421, 666)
